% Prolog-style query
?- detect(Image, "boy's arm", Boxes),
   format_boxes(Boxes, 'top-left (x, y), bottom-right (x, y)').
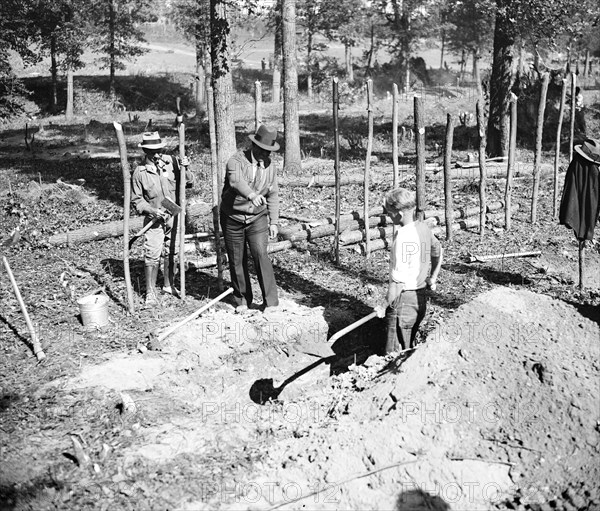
top-left (427, 242), bottom-right (443, 290)
top-left (375, 280), bottom-right (405, 317)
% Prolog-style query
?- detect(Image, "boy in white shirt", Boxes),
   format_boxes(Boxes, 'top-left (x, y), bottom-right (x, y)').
top-left (375, 188), bottom-right (443, 353)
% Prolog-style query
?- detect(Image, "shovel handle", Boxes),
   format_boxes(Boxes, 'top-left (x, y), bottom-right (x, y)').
top-left (327, 311), bottom-right (379, 344)
top-left (2, 256), bottom-right (46, 362)
top-left (128, 218), bottom-right (158, 247)
top-left (157, 287), bottom-right (233, 342)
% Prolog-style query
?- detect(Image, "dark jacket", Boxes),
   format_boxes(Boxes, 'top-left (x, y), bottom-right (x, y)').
top-left (220, 149), bottom-right (279, 224)
top-left (559, 153), bottom-right (600, 241)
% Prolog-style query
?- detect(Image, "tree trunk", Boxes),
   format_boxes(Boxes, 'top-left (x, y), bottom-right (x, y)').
top-left (282, 0), bottom-right (301, 171)
top-left (109, 0), bottom-right (117, 99)
top-left (210, 0), bottom-right (237, 185)
top-left (487, 3), bottom-right (517, 157)
top-left (583, 49), bottom-right (590, 78)
top-left (307, 33), bottom-right (313, 100)
top-left (365, 21), bottom-right (375, 75)
top-left (440, 32), bottom-right (445, 70)
top-left (50, 35), bottom-right (58, 113)
top-left (195, 35), bottom-right (206, 115)
top-left (531, 72), bottom-right (549, 223)
top-left (473, 47), bottom-right (482, 98)
top-left (66, 66), bottom-right (74, 120)
top-left (345, 43), bottom-right (353, 82)
top-left (273, 0), bottom-right (283, 102)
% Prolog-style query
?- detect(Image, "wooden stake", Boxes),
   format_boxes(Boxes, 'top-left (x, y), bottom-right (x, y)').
top-left (579, 240), bottom-right (585, 290)
top-left (112, 122), bottom-right (135, 313)
top-left (333, 77), bottom-right (341, 265)
top-left (207, 83), bottom-right (224, 291)
top-left (178, 123), bottom-right (187, 299)
top-left (505, 93), bottom-right (517, 231)
top-left (364, 79), bottom-right (373, 258)
top-left (254, 80), bottom-right (262, 131)
top-left (414, 96), bottom-right (425, 220)
top-left (531, 72), bottom-right (549, 224)
top-left (476, 100), bottom-right (487, 238)
top-left (392, 83), bottom-right (399, 187)
top-left (569, 72), bottom-right (576, 162)
top-left (443, 113), bottom-right (454, 241)
top-left (2, 256), bottom-right (46, 362)
top-left (553, 78), bottom-right (568, 218)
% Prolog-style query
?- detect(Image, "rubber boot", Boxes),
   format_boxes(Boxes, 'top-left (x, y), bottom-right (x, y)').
top-left (145, 264), bottom-right (159, 305)
top-left (162, 257), bottom-right (179, 297)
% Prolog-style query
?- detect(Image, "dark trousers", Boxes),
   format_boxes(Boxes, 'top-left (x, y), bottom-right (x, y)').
top-left (385, 289), bottom-right (427, 353)
top-left (220, 213), bottom-right (279, 307)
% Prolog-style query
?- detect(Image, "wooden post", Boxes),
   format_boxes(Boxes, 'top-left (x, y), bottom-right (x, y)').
top-left (553, 78), bottom-right (567, 218)
top-left (569, 72), bottom-right (576, 162)
top-left (531, 72), bottom-right (549, 224)
top-left (207, 84), bottom-right (223, 290)
top-left (579, 240), bottom-right (585, 290)
top-left (443, 113), bottom-right (454, 241)
top-left (178, 123), bottom-right (187, 299)
top-left (2, 257), bottom-right (46, 362)
top-left (364, 79), bottom-right (373, 258)
top-left (476, 100), bottom-right (486, 238)
top-left (112, 121), bottom-right (135, 313)
top-left (414, 96), bottom-right (425, 220)
top-left (333, 77), bottom-right (341, 265)
top-left (392, 83), bottom-right (399, 187)
top-left (254, 80), bottom-right (262, 131)
top-left (505, 94), bottom-right (517, 231)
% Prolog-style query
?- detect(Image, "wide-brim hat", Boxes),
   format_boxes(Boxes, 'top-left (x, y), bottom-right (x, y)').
top-left (249, 124), bottom-right (280, 151)
top-left (139, 131), bottom-right (165, 150)
top-left (574, 138), bottom-right (600, 164)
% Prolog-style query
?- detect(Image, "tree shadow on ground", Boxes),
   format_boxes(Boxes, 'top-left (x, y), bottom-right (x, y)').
top-left (445, 261), bottom-right (534, 287)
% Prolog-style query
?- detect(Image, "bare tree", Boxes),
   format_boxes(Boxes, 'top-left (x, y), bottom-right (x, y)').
top-left (282, 0), bottom-right (301, 170)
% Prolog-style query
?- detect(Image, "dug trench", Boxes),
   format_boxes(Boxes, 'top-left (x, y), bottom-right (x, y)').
top-left (7, 285), bottom-right (598, 510)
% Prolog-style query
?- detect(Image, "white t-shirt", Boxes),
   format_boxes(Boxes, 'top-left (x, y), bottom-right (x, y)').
top-left (390, 221), bottom-right (441, 290)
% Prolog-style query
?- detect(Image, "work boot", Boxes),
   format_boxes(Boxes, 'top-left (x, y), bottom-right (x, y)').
top-left (145, 264), bottom-right (159, 305)
top-left (162, 257), bottom-right (179, 297)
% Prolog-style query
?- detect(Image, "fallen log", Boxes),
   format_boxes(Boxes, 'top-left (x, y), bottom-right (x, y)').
top-left (48, 200), bottom-right (213, 246)
top-left (188, 240), bottom-right (293, 269)
top-left (440, 162), bottom-right (554, 180)
top-left (468, 250), bottom-right (541, 263)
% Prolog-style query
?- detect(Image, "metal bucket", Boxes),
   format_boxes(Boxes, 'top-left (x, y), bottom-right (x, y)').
top-left (77, 293), bottom-right (109, 328)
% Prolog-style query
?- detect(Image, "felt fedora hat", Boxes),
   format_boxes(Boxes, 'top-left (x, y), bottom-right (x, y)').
top-left (249, 124), bottom-right (280, 151)
top-left (574, 138), bottom-right (600, 164)
top-left (139, 131), bottom-right (165, 150)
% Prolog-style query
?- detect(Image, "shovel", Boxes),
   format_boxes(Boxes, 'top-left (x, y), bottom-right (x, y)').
top-left (251, 311), bottom-right (379, 403)
top-left (129, 197), bottom-right (182, 248)
top-left (147, 288), bottom-right (233, 348)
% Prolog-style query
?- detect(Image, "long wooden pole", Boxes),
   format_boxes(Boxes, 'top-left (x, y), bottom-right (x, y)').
top-left (505, 94), bottom-right (517, 231)
top-left (207, 83), bottom-right (224, 290)
top-left (476, 99), bottom-right (487, 238)
top-left (333, 77), bottom-right (341, 265)
top-left (364, 79), bottom-right (373, 258)
top-left (414, 96), bottom-right (425, 220)
top-left (392, 83), bottom-right (399, 187)
top-left (579, 240), bottom-right (585, 290)
top-left (178, 123), bottom-right (187, 299)
top-left (2, 256), bottom-right (46, 362)
top-left (112, 121), bottom-right (135, 313)
top-left (569, 72), bottom-right (576, 162)
top-left (553, 78), bottom-right (568, 218)
top-left (531, 72), bottom-right (549, 224)
top-left (443, 113), bottom-right (454, 241)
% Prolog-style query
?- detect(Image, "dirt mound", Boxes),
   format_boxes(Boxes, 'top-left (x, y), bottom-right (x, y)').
top-left (233, 287), bottom-right (600, 510)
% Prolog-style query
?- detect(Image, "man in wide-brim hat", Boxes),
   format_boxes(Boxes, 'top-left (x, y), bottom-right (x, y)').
top-left (220, 124), bottom-right (281, 313)
top-left (559, 138), bottom-right (600, 242)
top-left (131, 131), bottom-right (194, 305)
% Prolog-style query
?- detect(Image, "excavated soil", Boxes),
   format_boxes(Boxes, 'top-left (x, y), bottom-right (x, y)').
top-left (15, 286), bottom-right (599, 511)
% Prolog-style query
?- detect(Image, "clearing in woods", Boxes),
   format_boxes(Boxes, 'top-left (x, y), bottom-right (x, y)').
top-left (1, 65), bottom-right (599, 510)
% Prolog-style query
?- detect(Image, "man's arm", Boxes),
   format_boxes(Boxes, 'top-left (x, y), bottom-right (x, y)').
top-left (226, 156), bottom-right (256, 199)
top-left (427, 241), bottom-right (443, 290)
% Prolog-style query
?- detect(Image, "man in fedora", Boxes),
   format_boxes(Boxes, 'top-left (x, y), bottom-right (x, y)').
top-left (220, 124), bottom-right (281, 313)
top-left (132, 131), bottom-right (194, 305)
top-left (559, 138), bottom-right (600, 242)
